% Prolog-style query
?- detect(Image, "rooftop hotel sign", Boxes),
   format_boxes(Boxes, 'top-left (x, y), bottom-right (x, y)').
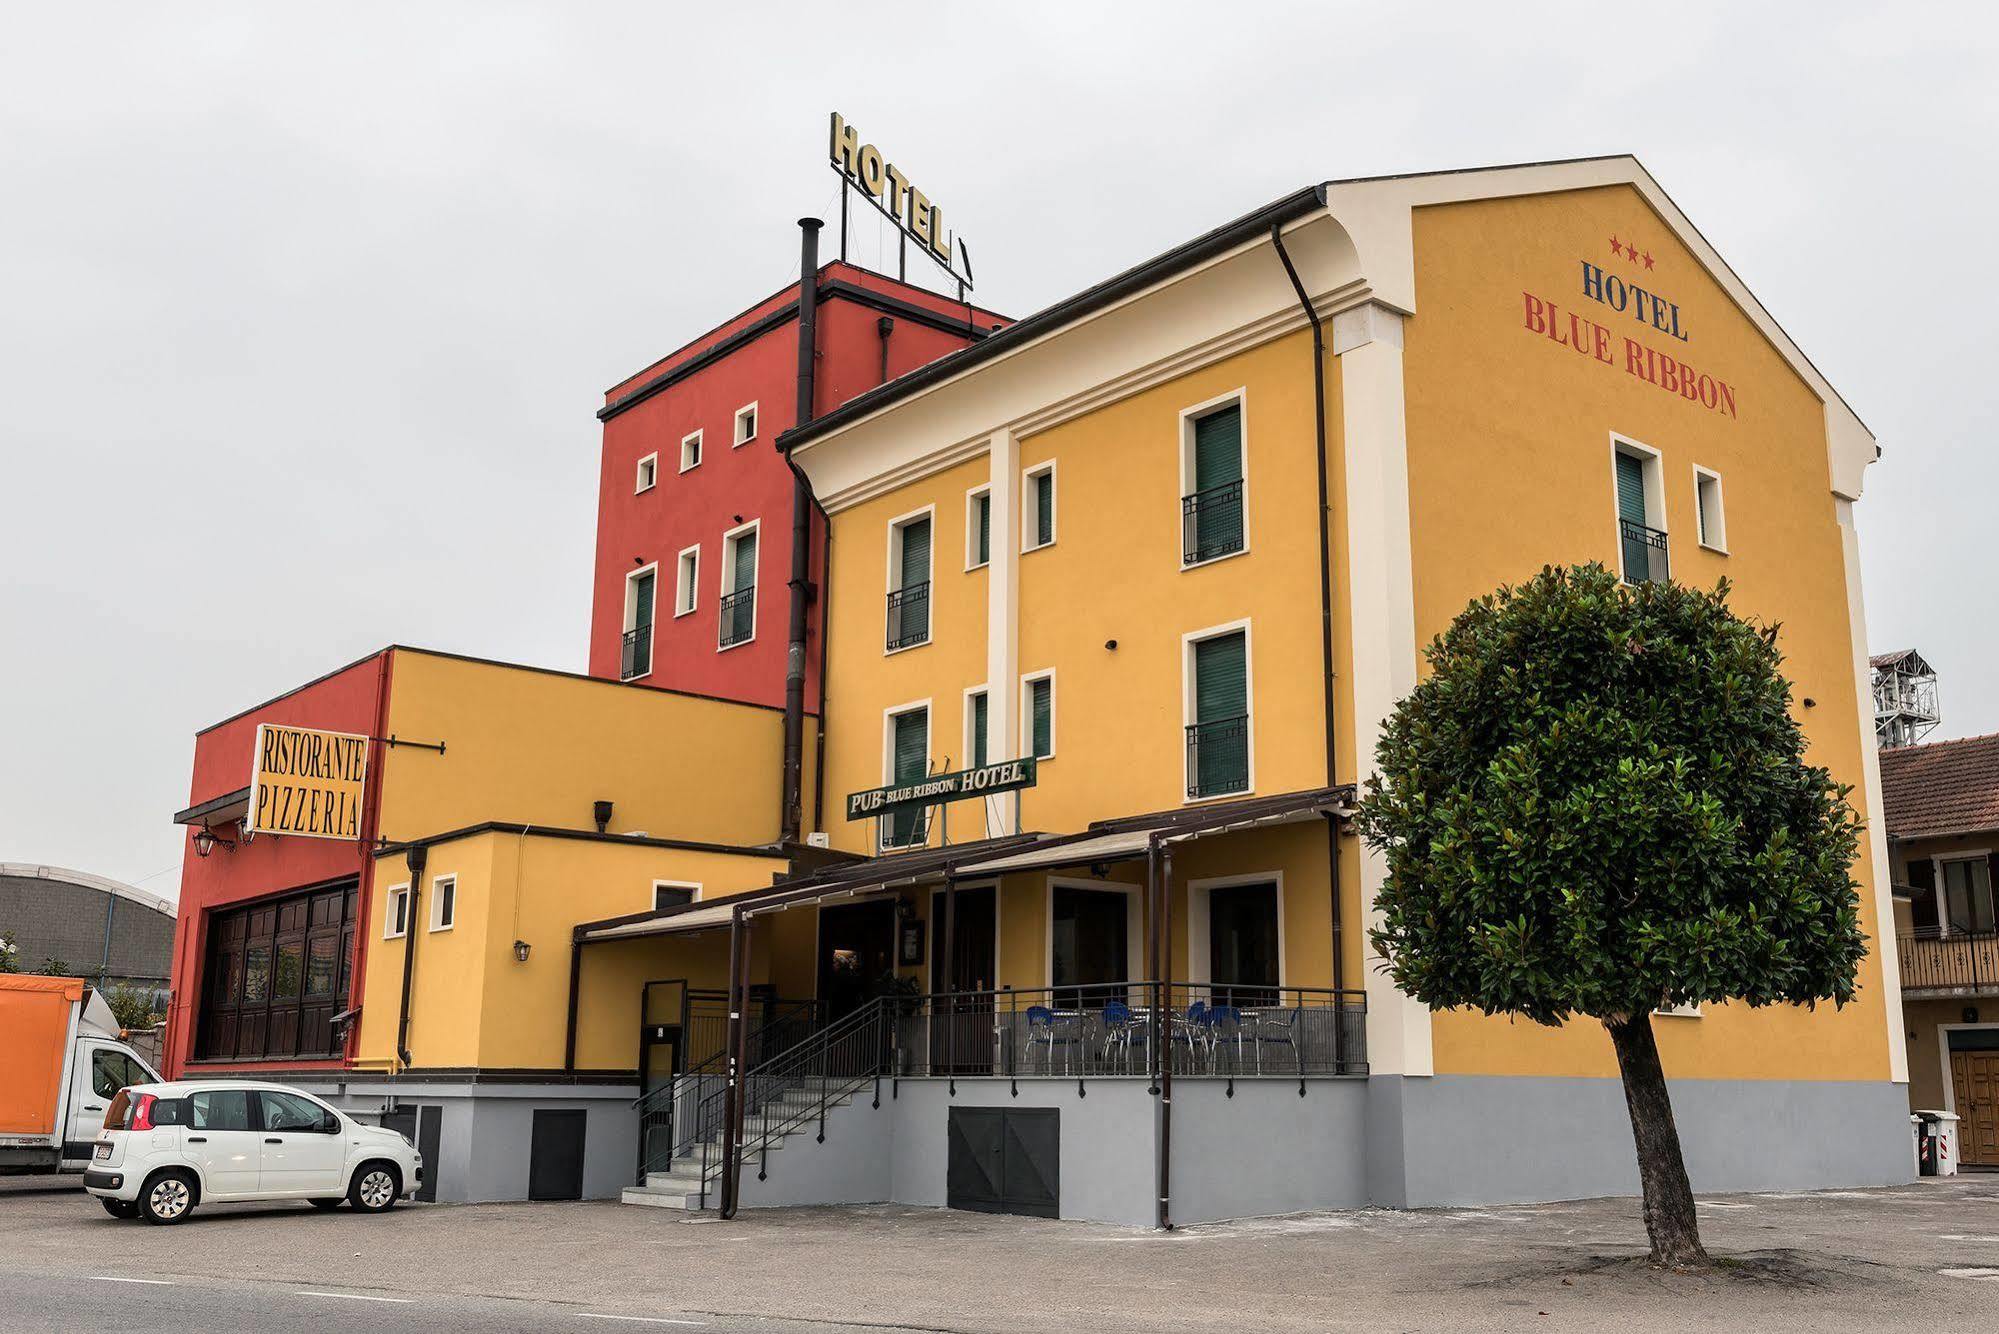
top-left (246, 723), bottom-right (368, 840)
top-left (828, 111), bottom-right (973, 290)
top-left (846, 758), bottom-right (1036, 822)
top-left (1521, 232), bottom-right (1738, 419)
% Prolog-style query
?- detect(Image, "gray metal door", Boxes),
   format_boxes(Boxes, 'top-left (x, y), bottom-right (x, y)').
top-left (946, 1107), bottom-right (1058, 1218)
top-left (528, 1109), bottom-right (587, 1201)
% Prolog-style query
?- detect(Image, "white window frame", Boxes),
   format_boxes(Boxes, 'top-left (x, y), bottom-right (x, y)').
top-left (1186, 870), bottom-right (1286, 995)
top-left (884, 503), bottom-right (936, 655)
top-left (1692, 464), bottom-right (1727, 554)
top-left (733, 402), bottom-right (759, 447)
top-left (1937, 1021), bottom-right (1999, 1120)
top-left (965, 484), bottom-right (992, 571)
top-left (1936, 852), bottom-right (1996, 937)
top-left (428, 874), bottom-right (457, 933)
top-left (1181, 618), bottom-right (1255, 803)
top-left (962, 683), bottom-right (990, 769)
top-left (1178, 387), bottom-right (1250, 570)
top-left (1043, 876), bottom-right (1144, 991)
top-left (635, 452), bottom-right (658, 495)
top-left (652, 880), bottom-right (702, 912)
top-left (622, 562), bottom-right (659, 681)
top-left (1609, 434), bottom-right (1667, 583)
top-left (880, 698), bottom-right (933, 852)
top-left (674, 545), bottom-right (700, 617)
top-left (718, 519), bottom-right (760, 651)
top-left (1020, 669), bottom-right (1056, 762)
top-left (680, 429), bottom-right (703, 473)
top-left (384, 884), bottom-right (410, 940)
top-left (1022, 460), bottom-right (1057, 552)
top-left (1654, 1002), bottom-right (1703, 1018)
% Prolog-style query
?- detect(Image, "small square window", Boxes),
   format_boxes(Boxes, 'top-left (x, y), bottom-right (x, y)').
top-left (384, 886), bottom-right (410, 939)
top-left (733, 403), bottom-right (758, 447)
top-left (680, 430), bottom-right (703, 472)
top-left (635, 453), bottom-right (658, 494)
top-left (1695, 468), bottom-right (1727, 553)
top-left (429, 876), bottom-right (456, 932)
top-left (653, 882), bottom-right (698, 912)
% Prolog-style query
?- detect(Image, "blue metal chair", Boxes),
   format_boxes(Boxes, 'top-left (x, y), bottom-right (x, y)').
top-left (1100, 999), bottom-right (1136, 1072)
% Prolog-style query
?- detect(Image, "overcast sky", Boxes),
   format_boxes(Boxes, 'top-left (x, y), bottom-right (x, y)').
top-left (2, 3), bottom-right (1993, 901)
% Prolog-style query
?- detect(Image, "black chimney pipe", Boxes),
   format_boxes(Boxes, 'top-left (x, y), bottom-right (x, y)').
top-left (779, 218), bottom-right (821, 844)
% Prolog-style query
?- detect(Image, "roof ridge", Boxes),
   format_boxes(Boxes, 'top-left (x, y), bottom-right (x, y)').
top-left (1881, 729), bottom-right (1999, 755)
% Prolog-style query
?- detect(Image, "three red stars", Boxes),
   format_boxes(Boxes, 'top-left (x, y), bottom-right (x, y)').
top-left (1608, 235), bottom-right (1658, 270)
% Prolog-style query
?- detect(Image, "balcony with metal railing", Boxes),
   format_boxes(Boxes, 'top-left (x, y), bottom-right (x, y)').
top-left (1186, 714), bottom-right (1250, 799)
top-left (620, 624), bottom-right (652, 681)
top-left (718, 587), bottom-right (755, 648)
top-left (1899, 929), bottom-right (1999, 997)
top-left (885, 581), bottom-right (930, 651)
top-left (1182, 480), bottom-right (1245, 565)
top-left (1619, 518), bottom-right (1669, 585)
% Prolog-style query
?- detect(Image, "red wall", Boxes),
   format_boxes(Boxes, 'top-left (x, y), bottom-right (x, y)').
top-left (163, 652), bottom-right (391, 1077)
top-left (588, 264), bottom-right (1005, 711)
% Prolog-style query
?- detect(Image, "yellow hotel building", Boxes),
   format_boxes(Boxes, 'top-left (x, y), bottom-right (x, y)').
top-left (170, 156), bottom-right (1908, 1223)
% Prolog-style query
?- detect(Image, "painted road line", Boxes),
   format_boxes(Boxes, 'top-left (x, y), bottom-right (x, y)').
top-left (578, 1314), bottom-right (710, 1326)
top-left (1939, 1268), bottom-right (1999, 1282)
top-left (301, 1291), bottom-right (416, 1303)
top-left (90, 1276), bottom-right (175, 1285)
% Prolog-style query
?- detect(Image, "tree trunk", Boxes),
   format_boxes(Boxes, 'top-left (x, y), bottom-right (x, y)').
top-left (1604, 1013), bottom-right (1709, 1268)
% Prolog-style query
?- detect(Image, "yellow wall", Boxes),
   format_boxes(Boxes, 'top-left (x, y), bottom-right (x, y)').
top-left (374, 649), bottom-right (815, 849)
top-left (1402, 185), bottom-right (1892, 1083)
top-left (353, 828), bottom-right (788, 1072)
top-left (820, 333), bottom-right (1338, 854)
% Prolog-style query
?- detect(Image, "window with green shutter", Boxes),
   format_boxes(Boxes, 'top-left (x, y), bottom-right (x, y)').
top-left (970, 691), bottom-right (988, 769)
top-left (886, 707), bottom-right (929, 848)
top-left (889, 516), bottom-right (931, 649)
top-left (1189, 631), bottom-right (1249, 797)
top-left (1027, 467), bottom-right (1055, 549)
top-left (721, 528), bottom-right (757, 647)
top-left (1027, 676), bottom-right (1053, 759)
top-left (1185, 403), bottom-right (1245, 563)
top-left (1615, 451), bottom-right (1646, 526)
top-left (971, 491), bottom-right (991, 567)
top-left (1614, 450), bottom-right (1665, 585)
top-left (622, 569), bottom-right (655, 680)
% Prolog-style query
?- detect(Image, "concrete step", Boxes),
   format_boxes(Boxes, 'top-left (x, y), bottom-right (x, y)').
top-left (621, 1086), bottom-right (863, 1210)
top-left (620, 1184), bottom-right (705, 1210)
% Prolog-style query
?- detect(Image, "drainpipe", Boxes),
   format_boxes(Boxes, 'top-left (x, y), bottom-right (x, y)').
top-left (876, 315), bottom-right (894, 385)
top-left (1271, 221), bottom-right (1348, 1026)
top-left (780, 218), bottom-right (822, 845)
top-left (811, 519), bottom-right (832, 832)
top-left (719, 904), bottom-right (749, 1218)
top-left (1158, 843), bottom-right (1175, 1231)
top-left (394, 844), bottom-right (427, 1069)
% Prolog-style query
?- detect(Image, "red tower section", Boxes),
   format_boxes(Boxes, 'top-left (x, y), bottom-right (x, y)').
top-left (589, 264), bottom-right (1006, 709)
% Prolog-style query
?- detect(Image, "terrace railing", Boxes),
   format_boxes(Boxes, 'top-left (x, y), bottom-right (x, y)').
top-left (1182, 480), bottom-right (1245, 565)
top-left (620, 624), bottom-right (652, 680)
top-left (1619, 518), bottom-right (1669, 585)
top-left (885, 582), bottom-right (930, 651)
top-left (1186, 716), bottom-right (1250, 799)
top-left (1899, 930), bottom-right (1999, 995)
top-left (718, 587), bottom-right (755, 648)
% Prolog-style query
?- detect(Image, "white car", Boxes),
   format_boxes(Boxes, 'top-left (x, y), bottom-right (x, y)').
top-left (83, 1081), bottom-right (421, 1225)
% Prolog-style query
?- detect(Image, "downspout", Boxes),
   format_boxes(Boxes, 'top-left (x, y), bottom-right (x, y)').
top-left (811, 518), bottom-right (831, 832)
top-left (780, 218), bottom-right (823, 845)
top-left (1271, 221), bottom-right (1348, 1021)
top-left (394, 843), bottom-right (427, 1069)
top-left (719, 904), bottom-right (749, 1218)
top-left (876, 315), bottom-right (893, 385)
top-left (1158, 843), bottom-right (1175, 1231)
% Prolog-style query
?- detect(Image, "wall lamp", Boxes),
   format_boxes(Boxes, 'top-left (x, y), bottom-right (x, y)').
top-left (192, 825), bottom-right (236, 858)
top-left (513, 940), bottom-right (533, 963)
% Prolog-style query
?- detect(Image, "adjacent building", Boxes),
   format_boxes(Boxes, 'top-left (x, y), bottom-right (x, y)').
top-left (161, 153), bottom-right (1911, 1219)
top-left (0, 864), bottom-right (174, 995)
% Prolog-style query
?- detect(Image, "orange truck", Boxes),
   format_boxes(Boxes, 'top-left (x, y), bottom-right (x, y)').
top-left (1, 975), bottom-right (160, 1176)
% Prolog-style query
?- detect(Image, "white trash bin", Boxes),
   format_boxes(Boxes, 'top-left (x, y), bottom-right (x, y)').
top-left (1914, 1110), bottom-right (1960, 1176)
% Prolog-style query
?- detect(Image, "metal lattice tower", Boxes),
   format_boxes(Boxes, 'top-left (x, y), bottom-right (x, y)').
top-left (1871, 649), bottom-right (1940, 748)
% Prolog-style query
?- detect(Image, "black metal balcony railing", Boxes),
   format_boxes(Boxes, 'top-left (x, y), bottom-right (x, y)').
top-left (1619, 518), bottom-right (1669, 585)
top-left (885, 581), bottom-right (930, 651)
top-left (880, 802), bottom-right (931, 851)
top-left (1186, 714), bottom-right (1250, 799)
top-left (620, 624), bottom-right (652, 680)
top-left (1183, 480), bottom-right (1245, 565)
top-left (718, 587), bottom-right (755, 647)
top-left (1899, 930), bottom-right (1999, 995)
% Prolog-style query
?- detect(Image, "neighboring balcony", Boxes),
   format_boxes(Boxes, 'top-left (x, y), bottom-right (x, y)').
top-left (1619, 518), bottom-right (1669, 585)
top-left (1185, 714), bottom-right (1250, 800)
top-left (886, 582), bottom-right (931, 652)
top-left (620, 625), bottom-right (652, 681)
top-left (719, 588), bottom-right (755, 648)
top-left (1899, 930), bottom-right (1999, 998)
top-left (1182, 480), bottom-right (1245, 565)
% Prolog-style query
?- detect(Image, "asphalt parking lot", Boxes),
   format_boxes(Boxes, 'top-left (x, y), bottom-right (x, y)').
top-left (3, 1172), bottom-right (1996, 1331)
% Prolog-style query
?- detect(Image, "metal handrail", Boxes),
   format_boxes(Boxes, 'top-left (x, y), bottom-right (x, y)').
top-left (885, 582), bottom-right (930, 651)
top-left (1182, 479), bottom-right (1245, 565)
top-left (1185, 714), bottom-right (1250, 799)
top-left (1618, 518), bottom-right (1668, 585)
top-left (718, 587), bottom-right (755, 647)
top-left (634, 997), bottom-right (820, 1181)
top-left (1898, 929), bottom-right (1999, 993)
top-left (620, 625), bottom-right (652, 680)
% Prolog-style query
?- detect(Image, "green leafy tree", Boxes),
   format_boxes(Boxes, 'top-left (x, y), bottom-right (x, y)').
top-left (104, 982), bottom-right (163, 1032)
top-left (1358, 565), bottom-right (1865, 1267)
top-left (35, 956), bottom-right (74, 977)
top-left (0, 932), bottom-right (17, 974)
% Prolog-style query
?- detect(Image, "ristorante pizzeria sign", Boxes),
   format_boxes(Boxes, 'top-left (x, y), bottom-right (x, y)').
top-left (1521, 233), bottom-right (1739, 419)
top-left (846, 758), bottom-right (1036, 822)
top-left (246, 723), bottom-right (368, 840)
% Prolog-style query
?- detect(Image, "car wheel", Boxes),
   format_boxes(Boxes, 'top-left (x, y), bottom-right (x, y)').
top-left (100, 1198), bottom-right (140, 1220)
top-left (348, 1162), bottom-right (400, 1213)
top-left (308, 1198), bottom-right (343, 1210)
top-left (140, 1172), bottom-right (196, 1225)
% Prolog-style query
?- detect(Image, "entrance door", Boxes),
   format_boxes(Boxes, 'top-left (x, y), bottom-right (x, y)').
top-left (818, 900), bottom-right (897, 1019)
top-left (931, 887), bottom-right (997, 1073)
top-left (1209, 881), bottom-right (1280, 1008)
top-left (528, 1109), bottom-right (588, 1201)
top-left (638, 1021), bottom-right (680, 1171)
top-left (946, 1107), bottom-right (1058, 1217)
top-left (1051, 884), bottom-right (1130, 1007)
top-left (1952, 1050), bottom-right (1999, 1166)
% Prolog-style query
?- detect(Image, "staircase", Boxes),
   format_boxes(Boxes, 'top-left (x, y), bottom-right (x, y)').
top-left (621, 997), bottom-right (893, 1213)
